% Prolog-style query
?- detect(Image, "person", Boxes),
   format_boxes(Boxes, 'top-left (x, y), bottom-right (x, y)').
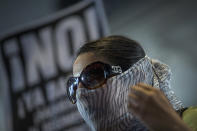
top-left (66, 35), bottom-right (192, 131)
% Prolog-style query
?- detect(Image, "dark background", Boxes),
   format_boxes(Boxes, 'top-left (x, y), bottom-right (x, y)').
top-left (1, 0), bottom-right (197, 130)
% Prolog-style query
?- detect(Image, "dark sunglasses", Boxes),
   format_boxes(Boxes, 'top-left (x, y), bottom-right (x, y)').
top-left (66, 61), bottom-right (122, 104)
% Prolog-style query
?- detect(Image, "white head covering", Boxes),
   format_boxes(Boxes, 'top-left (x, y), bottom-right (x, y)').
top-left (76, 56), bottom-right (183, 131)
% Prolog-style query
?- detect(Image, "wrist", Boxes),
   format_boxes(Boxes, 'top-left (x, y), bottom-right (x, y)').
top-left (150, 110), bottom-right (192, 131)
top-left (168, 115), bottom-right (192, 131)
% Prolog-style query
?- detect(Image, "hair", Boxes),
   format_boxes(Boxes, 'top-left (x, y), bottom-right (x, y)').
top-left (77, 35), bottom-right (145, 71)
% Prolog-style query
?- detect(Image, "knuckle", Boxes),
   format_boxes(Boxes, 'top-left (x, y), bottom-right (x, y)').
top-left (147, 92), bottom-right (156, 101)
top-left (154, 88), bottom-right (160, 93)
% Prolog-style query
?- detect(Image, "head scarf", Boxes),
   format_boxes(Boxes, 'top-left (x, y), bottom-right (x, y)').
top-left (76, 56), bottom-right (183, 131)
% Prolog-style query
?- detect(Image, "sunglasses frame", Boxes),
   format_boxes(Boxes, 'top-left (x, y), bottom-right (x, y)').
top-left (66, 61), bottom-right (122, 104)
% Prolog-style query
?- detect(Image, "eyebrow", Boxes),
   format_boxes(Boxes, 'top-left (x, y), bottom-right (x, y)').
top-left (73, 67), bottom-right (82, 77)
top-left (73, 72), bottom-right (80, 77)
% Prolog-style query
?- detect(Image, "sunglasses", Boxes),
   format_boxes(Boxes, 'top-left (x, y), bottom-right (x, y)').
top-left (66, 61), bottom-right (122, 104)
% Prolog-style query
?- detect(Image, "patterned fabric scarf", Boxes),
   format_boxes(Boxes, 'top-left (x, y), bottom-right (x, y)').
top-left (76, 56), bottom-right (184, 131)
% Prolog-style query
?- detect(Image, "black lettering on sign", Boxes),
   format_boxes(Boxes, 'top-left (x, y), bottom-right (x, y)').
top-left (0, 0), bottom-right (108, 131)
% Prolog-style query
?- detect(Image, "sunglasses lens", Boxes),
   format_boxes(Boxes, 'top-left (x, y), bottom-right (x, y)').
top-left (66, 77), bottom-right (78, 104)
top-left (81, 63), bottom-right (106, 89)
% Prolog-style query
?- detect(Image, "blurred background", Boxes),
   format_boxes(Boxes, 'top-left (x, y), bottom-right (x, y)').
top-left (0, 0), bottom-right (197, 130)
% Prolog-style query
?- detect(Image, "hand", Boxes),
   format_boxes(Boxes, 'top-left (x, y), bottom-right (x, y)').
top-left (127, 83), bottom-right (192, 131)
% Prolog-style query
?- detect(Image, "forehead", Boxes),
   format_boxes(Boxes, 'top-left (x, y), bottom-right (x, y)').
top-left (73, 52), bottom-right (107, 77)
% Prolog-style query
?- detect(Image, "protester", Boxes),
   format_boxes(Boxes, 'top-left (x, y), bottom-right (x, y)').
top-left (66, 35), bottom-right (192, 131)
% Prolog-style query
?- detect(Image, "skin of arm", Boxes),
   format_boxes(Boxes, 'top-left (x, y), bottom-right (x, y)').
top-left (127, 83), bottom-right (192, 131)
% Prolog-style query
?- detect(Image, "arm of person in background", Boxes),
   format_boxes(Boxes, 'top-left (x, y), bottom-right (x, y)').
top-left (127, 83), bottom-right (192, 131)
